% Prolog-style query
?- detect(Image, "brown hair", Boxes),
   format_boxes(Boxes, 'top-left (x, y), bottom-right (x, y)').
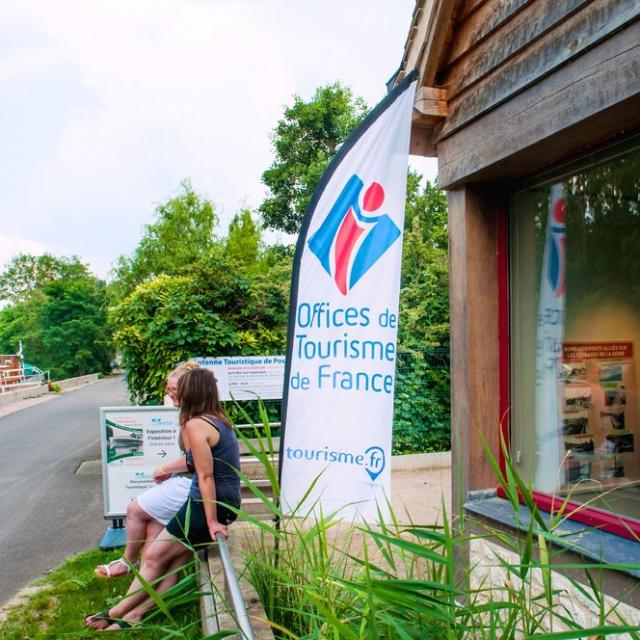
top-left (177, 368), bottom-right (229, 428)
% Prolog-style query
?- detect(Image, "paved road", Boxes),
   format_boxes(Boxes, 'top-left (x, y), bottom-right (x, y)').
top-left (0, 376), bottom-right (130, 606)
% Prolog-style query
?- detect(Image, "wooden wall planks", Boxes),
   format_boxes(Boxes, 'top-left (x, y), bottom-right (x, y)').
top-left (439, 0), bottom-right (640, 139)
top-left (443, 0), bottom-right (534, 68)
top-left (437, 21), bottom-right (640, 186)
top-left (441, 0), bottom-right (592, 99)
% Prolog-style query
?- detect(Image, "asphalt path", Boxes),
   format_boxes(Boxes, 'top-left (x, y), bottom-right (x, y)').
top-left (0, 376), bottom-right (130, 606)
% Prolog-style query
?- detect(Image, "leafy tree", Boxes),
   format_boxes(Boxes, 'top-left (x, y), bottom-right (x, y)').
top-left (226, 210), bottom-right (260, 266)
top-left (38, 279), bottom-right (113, 378)
top-left (0, 261), bottom-right (113, 379)
top-left (110, 185), bottom-right (292, 404)
top-left (394, 174), bottom-right (450, 454)
top-left (0, 292), bottom-right (47, 364)
top-left (112, 180), bottom-right (218, 299)
top-left (0, 253), bottom-right (89, 304)
top-left (110, 249), bottom-right (290, 405)
top-left (260, 82), bottom-right (368, 234)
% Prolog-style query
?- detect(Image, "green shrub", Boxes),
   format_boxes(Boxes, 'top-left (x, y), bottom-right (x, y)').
top-left (393, 349), bottom-right (450, 454)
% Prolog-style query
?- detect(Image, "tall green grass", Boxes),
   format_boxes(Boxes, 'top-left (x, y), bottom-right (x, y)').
top-left (235, 410), bottom-right (640, 639)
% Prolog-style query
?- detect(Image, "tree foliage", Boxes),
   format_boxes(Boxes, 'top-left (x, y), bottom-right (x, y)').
top-left (260, 82), bottom-right (368, 234)
top-left (226, 209), bottom-right (260, 267)
top-left (110, 195), bottom-right (290, 404)
top-left (394, 173), bottom-right (450, 453)
top-left (0, 263), bottom-right (113, 379)
top-left (111, 180), bottom-right (218, 299)
top-left (0, 253), bottom-right (89, 304)
top-left (38, 279), bottom-right (113, 377)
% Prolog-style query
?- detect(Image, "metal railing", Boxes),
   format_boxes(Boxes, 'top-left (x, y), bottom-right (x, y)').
top-left (215, 533), bottom-right (255, 640)
top-left (199, 537), bottom-right (256, 640)
top-left (0, 366), bottom-right (50, 392)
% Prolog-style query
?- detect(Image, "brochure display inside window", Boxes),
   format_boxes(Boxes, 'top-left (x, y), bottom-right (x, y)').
top-left (510, 145), bottom-right (640, 524)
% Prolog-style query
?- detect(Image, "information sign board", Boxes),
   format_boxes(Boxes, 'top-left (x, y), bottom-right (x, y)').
top-left (195, 355), bottom-right (285, 401)
top-left (100, 406), bottom-right (180, 518)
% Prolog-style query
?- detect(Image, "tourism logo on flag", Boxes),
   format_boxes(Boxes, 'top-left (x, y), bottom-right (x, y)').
top-left (307, 174), bottom-right (401, 295)
top-left (546, 194), bottom-right (566, 298)
top-left (279, 69), bottom-right (418, 522)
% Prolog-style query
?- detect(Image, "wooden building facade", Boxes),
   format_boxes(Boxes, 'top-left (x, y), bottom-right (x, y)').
top-left (398, 0), bottom-right (640, 615)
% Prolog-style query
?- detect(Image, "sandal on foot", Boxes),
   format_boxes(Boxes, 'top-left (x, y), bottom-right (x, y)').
top-left (95, 558), bottom-right (134, 578)
top-left (101, 619), bottom-right (133, 631)
top-left (85, 610), bottom-right (115, 629)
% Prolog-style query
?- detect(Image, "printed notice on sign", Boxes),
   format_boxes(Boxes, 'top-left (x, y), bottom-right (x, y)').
top-left (195, 355), bottom-right (285, 401)
top-left (100, 406), bottom-right (181, 518)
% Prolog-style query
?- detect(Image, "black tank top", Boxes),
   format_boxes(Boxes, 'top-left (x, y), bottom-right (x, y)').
top-left (186, 415), bottom-right (241, 507)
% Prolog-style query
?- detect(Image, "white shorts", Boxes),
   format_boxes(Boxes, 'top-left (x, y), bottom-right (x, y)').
top-left (136, 475), bottom-right (192, 526)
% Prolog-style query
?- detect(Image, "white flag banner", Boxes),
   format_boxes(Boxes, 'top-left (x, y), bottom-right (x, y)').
top-left (534, 184), bottom-right (566, 492)
top-left (279, 71), bottom-right (418, 521)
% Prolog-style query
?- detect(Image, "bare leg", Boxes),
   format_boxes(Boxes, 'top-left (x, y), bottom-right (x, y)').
top-left (121, 500), bottom-right (156, 564)
top-left (101, 530), bottom-right (191, 625)
top-left (143, 519), bottom-right (165, 551)
top-left (95, 500), bottom-right (160, 579)
top-left (106, 554), bottom-right (191, 627)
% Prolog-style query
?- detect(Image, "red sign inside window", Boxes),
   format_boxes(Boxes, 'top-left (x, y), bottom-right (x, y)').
top-left (563, 341), bottom-right (634, 361)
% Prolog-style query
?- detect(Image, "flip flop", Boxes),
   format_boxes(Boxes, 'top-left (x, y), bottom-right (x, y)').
top-left (85, 610), bottom-right (115, 629)
top-left (94, 557), bottom-right (134, 578)
top-left (100, 619), bottom-right (133, 631)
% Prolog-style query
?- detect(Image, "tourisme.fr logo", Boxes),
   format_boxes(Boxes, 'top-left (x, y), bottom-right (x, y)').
top-left (284, 443), bottom-right (386, 482)
top-left (308, 174), bottom-right (401, 295)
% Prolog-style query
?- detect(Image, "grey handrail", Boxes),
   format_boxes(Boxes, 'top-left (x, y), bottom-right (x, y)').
top-left (215, 532), bottom-right (256, 640)
top-left (234, 421), bottom-right (281, 430)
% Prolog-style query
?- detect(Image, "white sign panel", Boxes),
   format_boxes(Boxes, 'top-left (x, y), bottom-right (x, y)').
top-left (195, 355), bottom-right (285, 401)
top-left (100, 406), bottom-right (181, 518)
top-left (279, 72), bottom-right (418, 521)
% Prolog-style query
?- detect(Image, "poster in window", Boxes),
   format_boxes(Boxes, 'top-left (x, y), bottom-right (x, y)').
top-left (561, 341), bottom-right (637, 487)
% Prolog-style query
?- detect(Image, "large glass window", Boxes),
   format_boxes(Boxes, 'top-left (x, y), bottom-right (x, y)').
top-left (510, 145), bottom-right (640, 522)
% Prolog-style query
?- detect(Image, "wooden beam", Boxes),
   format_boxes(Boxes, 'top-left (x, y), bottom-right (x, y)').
top-left (437, 21), bottom-right (640, 187)
top-left (418, 0), bottom-right (461, 86)
top-left (409, 124), bottom-right (437, 157)
top-left (449, 185), bottom-right (502, 509)
top-left (457, 0), bottom-right (490, 22)
top-left (443, 0), bottom-right (534, 69)
top-left (414, 86), bottom-right (448, 118)
top-left (401, 0), bottom-right (432, 83)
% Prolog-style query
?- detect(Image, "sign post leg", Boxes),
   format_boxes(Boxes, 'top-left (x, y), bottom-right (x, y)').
top-left (99, 518), bottom-right (127, 550)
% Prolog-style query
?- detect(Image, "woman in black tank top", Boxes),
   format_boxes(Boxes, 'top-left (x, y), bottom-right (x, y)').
top-left (85, 368), bottom-right (240, 631)
top-left (167, 369), bottom-right (241, 545)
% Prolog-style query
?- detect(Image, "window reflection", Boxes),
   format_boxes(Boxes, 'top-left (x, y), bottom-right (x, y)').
top-left (511, 147), bottom-right (640, 522)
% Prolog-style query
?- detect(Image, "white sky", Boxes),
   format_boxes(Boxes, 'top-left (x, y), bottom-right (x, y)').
top-left (0, 0), bottom-right (437, 280)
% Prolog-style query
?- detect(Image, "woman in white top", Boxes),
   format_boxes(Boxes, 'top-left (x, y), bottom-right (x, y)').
top-left (94, 361), bottom-right (198, 578)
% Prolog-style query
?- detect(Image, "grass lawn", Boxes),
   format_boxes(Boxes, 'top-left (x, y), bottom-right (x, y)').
top-left (0, 548), bottom-right (203, 639)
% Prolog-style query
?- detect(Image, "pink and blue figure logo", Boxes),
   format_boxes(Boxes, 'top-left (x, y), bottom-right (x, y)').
top-left (546, 195), bottom-right (566, 298)
top-left (308, 175), bottom-right (401, 295)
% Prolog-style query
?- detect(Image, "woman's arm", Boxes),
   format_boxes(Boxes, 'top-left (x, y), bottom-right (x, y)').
top-left (185, 418), bottom-right (227, 539)
top-left (153, 426), bottom-right (192, 482)
top-left (152, 453), bottom-right (189, 483)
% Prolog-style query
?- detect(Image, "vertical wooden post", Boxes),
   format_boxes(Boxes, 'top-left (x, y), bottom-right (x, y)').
top-left (448, 185), bottom-right (503, 515)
